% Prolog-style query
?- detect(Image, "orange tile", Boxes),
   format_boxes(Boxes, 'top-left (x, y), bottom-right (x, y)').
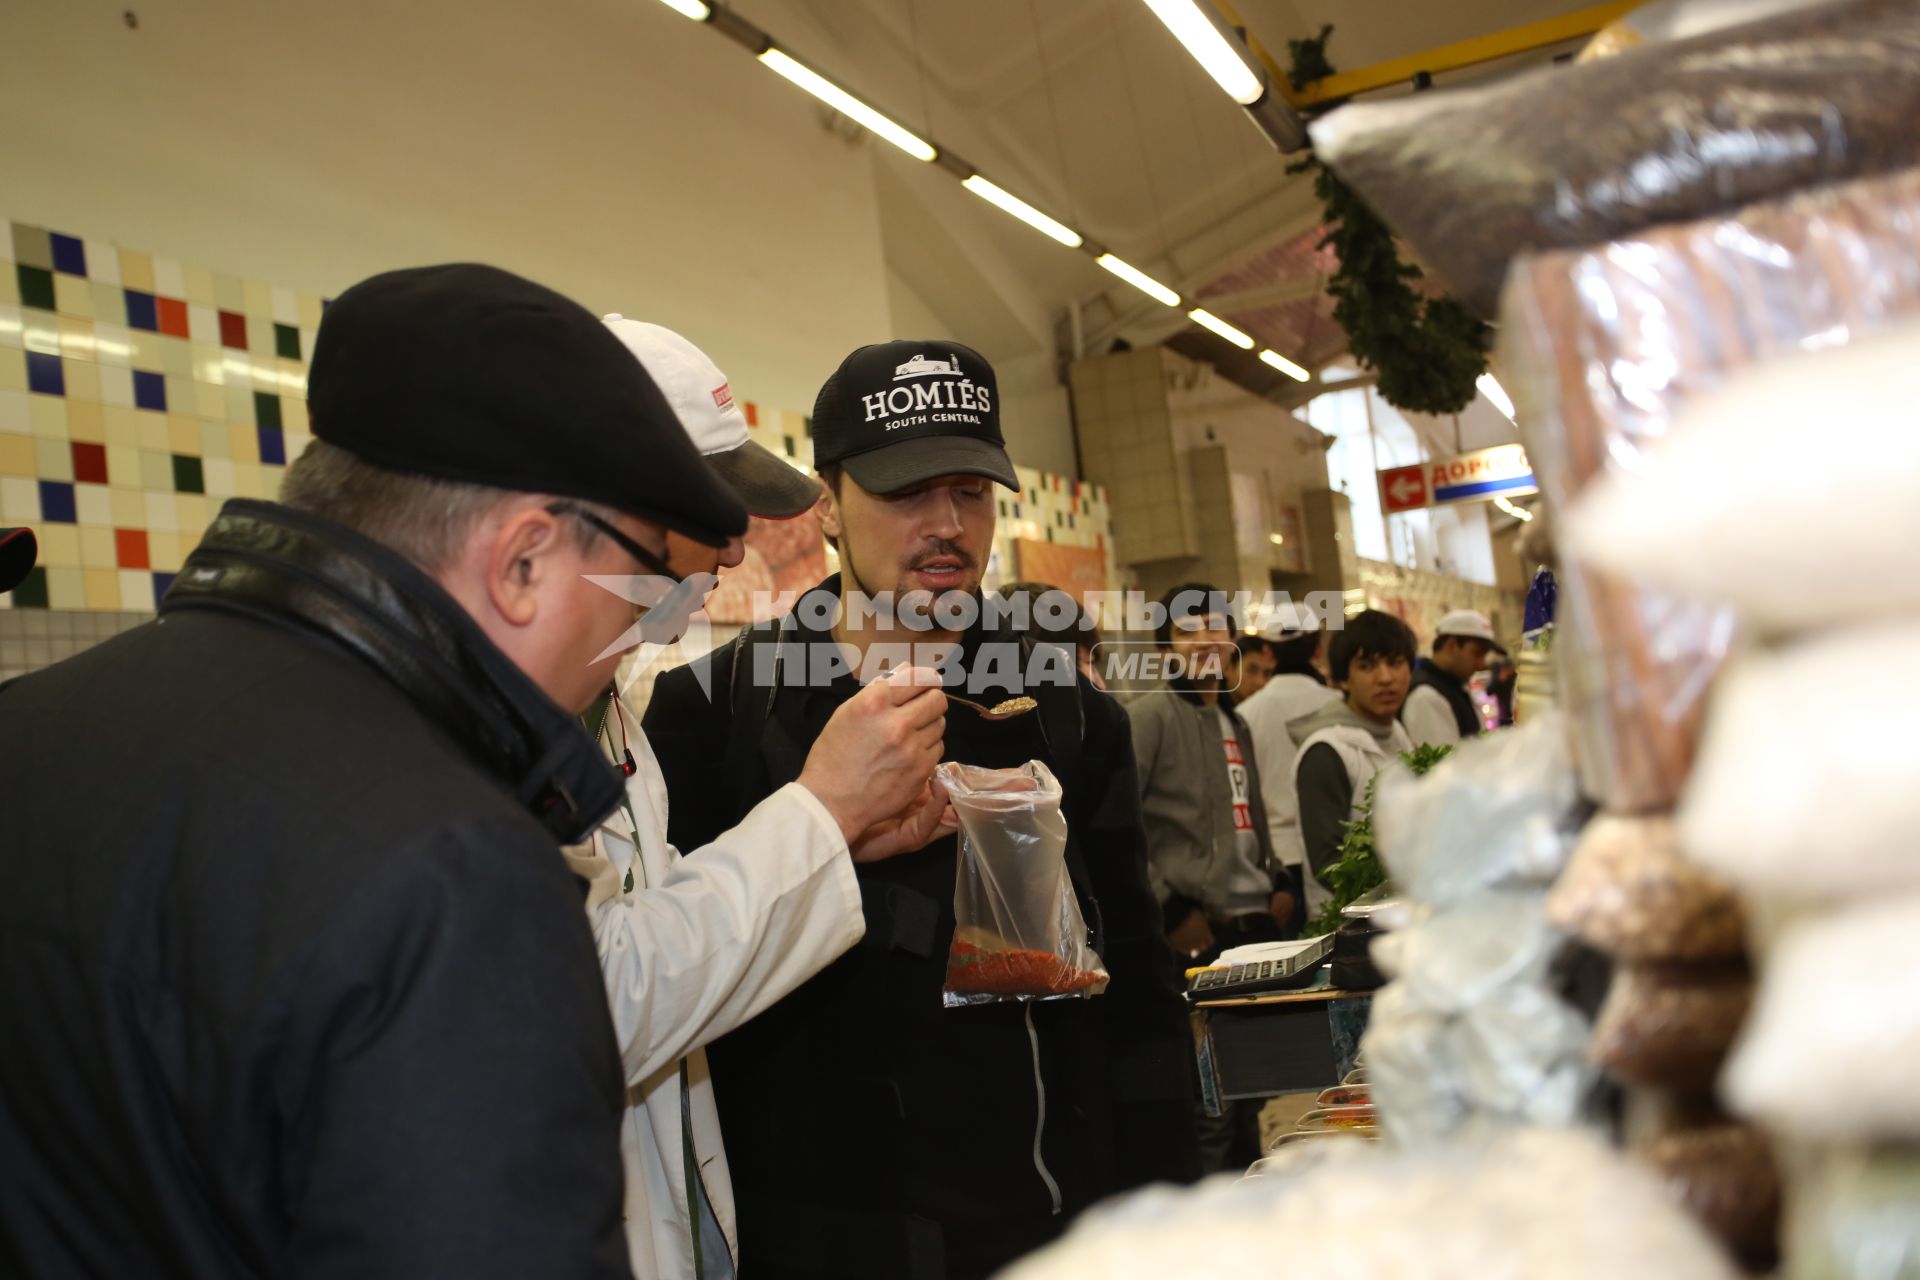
top-left (114, 527), bottom-right (150, 569)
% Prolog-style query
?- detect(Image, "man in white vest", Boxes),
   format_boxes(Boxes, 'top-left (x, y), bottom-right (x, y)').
top-left (1289, 610), bottom-right (1416, 919)
top-left (1237, 602), bottom-right (1341, 905)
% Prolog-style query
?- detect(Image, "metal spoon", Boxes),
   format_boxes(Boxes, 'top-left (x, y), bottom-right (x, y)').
top-left (945, 692), bottom-right (1040, 721)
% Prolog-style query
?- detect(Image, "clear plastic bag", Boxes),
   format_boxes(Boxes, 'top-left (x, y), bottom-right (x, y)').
top-left (938, 760), bottom-right (1108, 1008)
top-left (1309, 0), bottom-right (1920, 317)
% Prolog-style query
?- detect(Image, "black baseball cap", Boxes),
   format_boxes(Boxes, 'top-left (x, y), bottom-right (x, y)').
top-left (811, 340), bottom-right (1019, 495)
top-left (0, 527), bottom-right (36, 594)
top-left (308, 264), bottom-right (748, 547)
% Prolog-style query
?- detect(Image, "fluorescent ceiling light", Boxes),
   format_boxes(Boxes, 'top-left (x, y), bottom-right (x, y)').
top-left (1096, 254), bottom-right (1179, 307)
top-left (1189, 308), bottom-right (1254, 350)
top-left (654, 0), bottom-right (711, 18)
top-left (961, 176), bottom-right (1083, 247)
top-left (1268, 532), bottom-right (1285, 545)
top-left (1494, 495), bottom-right (1534, 522)
top-left (1477, 372), bottom-right (1515, 421)
top-left (1143, 0), bottom-right (1265, 105)
top-left (1259, 348), bottom-right (1310, 382)
top-left (758, 48), bottom-right (937, 162)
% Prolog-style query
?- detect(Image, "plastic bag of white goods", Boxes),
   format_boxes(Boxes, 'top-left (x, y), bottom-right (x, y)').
top-left (1723, 895), bottom-right (1920, 1141)
top-left (1677, 621), bottom-right (1920, 899)
top-left (1565, 327), bottom-right (1920, 634)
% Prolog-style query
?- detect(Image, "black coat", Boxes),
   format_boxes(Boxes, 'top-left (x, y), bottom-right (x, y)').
top-left (642, 579), bottom-right (1200, 1280)
top-left (0, 500), bottom-right (631, 1279)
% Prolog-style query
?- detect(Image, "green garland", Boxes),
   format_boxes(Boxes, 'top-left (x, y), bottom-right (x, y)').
top-left (1285, 27), bottom-right (1491, 417)
top-left (1308, 742), bottom-right (1453, 936)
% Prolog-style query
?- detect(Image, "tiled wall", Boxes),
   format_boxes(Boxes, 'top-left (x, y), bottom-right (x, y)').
top-left (0, 609), bottom-right (151, 686)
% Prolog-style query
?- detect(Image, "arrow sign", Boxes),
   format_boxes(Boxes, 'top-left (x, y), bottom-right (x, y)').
top-left (1379, 445), bottom-right (1536, 513)
top-left (1378, 464), bottom-right (1429, 513)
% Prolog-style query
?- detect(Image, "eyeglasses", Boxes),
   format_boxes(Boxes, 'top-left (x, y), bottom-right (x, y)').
top-left (544, 502), bottom-right (681, 584)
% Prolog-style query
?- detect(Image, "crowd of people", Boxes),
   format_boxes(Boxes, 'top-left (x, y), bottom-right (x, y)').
top-left (0, 263), bottom-right (1506, 1280)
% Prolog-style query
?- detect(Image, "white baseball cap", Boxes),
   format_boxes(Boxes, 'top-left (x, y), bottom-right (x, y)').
top-left (1260, 600), bottom-right (1322, 639)
top-left (602, 315), bottom-right (821, 520)
top-left (1435, 609), bottom-right (1498, 644)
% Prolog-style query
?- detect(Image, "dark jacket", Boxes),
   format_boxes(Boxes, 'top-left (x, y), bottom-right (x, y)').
top-left (641, 578), bottom-right (1200, 1280)
top-left (0, 500), bottom-right (630, 1279)
top-left (1407, 656), bottom-right (1481, 739)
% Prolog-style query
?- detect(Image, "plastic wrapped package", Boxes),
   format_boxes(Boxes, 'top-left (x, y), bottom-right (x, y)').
top-left (1724, 895), bottom-right (1920, 1141)
top-left (1393, 891), bottom-right (1562, 1016)
top-left (1500, 166), bottom-right (1920, 810)
top-left (1547, 814), bottom-right (1746, 963)
top-left (1642, 1124), bottom-right (1781, 1272)
top-left (1441, 982), bottom-right (1595, 1131)
top-left (1371, 714), bottom-right (1581, 906)
top-left (1577, 0), bottom-right (1834, 61)
top-left (936, 761), bottom-right (1108, 1007)
top-left (999, 1128), bottom-right (1740, 1280)
top-left (1786, 1145), bottom-right (1920, 1280)
top-left (1308, 0), bottom-right (1920, 317)
top-left (1566, 327), bottom-right (1920, 632)
top-left (1678, 621), bottom-right (1920, 900)
top-left (1591, 962), bottom-right (1753, 1090)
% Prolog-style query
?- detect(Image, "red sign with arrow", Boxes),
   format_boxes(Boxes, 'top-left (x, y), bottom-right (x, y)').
top-left (1378, 464), bottom-right (1429, 514)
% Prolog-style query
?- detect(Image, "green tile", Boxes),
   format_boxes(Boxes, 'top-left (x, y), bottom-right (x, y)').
top-left (10, 565), bottom-right (48, 608)
top-left (10, 224), bottom-right (53, 271)
top-left (171, 453), bottom-right (204, 494)
top-left (17, 265), bottom-right (55, 312)
top-left (273, 323), bottom-right (300, 360)
top-left (253, 391), bottom-right (281, 431)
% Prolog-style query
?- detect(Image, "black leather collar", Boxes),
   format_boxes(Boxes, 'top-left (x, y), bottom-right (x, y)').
top-left (161, 499), bottom-right (623, 843)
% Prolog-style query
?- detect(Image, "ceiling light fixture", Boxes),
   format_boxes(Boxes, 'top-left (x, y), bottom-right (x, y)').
top-left (1142, 0), bottom-right (1263, 104)
top-left (758, 48), bottom-right (937, 162)
top-left (1096, 254), bottom-right (1179, 307)
top-left (1259, 349), bottom-right (1311, 382)
top-left (1189, 308), bottom-right (1254, 350)
top-left (1477, 372), bottom-right (1516, 421)
top-left (961, 176), bottom-right (1083, 247)
top-left (654, 0), bottom-right (712, 18)
top-left (1494, 495), bottom-right (1534, 522)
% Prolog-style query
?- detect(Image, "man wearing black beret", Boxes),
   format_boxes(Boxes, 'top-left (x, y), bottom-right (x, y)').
top-left (0, 265), bottom-right (940, 1278)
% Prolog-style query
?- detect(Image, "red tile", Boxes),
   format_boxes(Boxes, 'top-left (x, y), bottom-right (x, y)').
top-left (744, 402), bottom-right (758, 427)
top-left (156, 296), bottom-right (189, 338)
top-left (218, 310), bottom-right (248, 349)
top-left (71, 441), bottom-right (108, 485)
top-left (114, 528), bottom-right (150, 570)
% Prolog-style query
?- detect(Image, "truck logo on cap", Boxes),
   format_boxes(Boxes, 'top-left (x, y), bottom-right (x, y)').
top-left (893, 354), bottom-right (960, 380)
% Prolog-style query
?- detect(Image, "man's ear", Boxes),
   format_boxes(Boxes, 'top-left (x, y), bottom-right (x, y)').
top-left (484, 504), bottom-right (571, 627)
top-left (816, 485), bottom-right (843, 544)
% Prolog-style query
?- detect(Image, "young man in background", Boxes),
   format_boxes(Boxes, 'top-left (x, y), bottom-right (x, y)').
top-left (1401, 609), bottom-right (1497, 747)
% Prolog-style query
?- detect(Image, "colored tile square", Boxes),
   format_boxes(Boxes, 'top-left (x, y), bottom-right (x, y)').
top-left (156, 296), bottom-right (189, 339)
top-left (109, 484), bottom-right (143, 527)
top-left (253, 390), bottom-right (282, 432)
top-left (17, 265), bottom-right (55, 312)
top-left (246, 316), bottom-right (274, 357)
top-left (132, 369), bottom-right (166, 412)
top-left (61, 359), bottom-right (100, 404)
top-left (225, 384), bottom-right (253, 426)
top-left (175, 493), bottom-right (209, 530)
top-left (270, 287), bottom-right (297, 324)
top-left (227, 422), bottom-right (259, 464)
top-left (297, 294), bottom-right (323, 329)
top-left (0, 434), bottom-right (31, 476)
top-left (183, 266), bottom-right (215, 306)
top-left (49, 233), bottom-right (87, 277)
top-left (29, 394), bottom-right (67, 442)
top-left (10, 565), bottom-right (47, 608)
top-left (160, 340), bottom-right (193, 380)
top-left (152, 258), bottom-right (186, 299)
top-left (92, 320), bottom-right (130, 367)
top-left (54, 274), bottom-right (93, 319)
top-left (118, 568), bottom-right (151, 612)
top-left (166, 415), bottom-right (199, 455)
top-left (188, 304), bottom-right (219, 345)
top-left (0, 475), bottom-right (39, 522)
top-left (124, 289), bottom-right (158, 332)
top-left (218, 311), bottom-right (247, 350)
top-left (242, 278), bottom-right (272, 317)
top-left (11, 225), bottom-right (52, 270)
top-left (26, 352), bottom-right (64, 396)
top-left (83, 567), bottom-right (120, 610)
top-left (70, 441), bottom-right (107, 484)
top-left (85, 240), bottom-right (120, 286)
top-left (194, 381), bottom-right (225, 421)
top-left (79, 525), bottom-right (116, 568)
top-left (139, 452), bottom-right (173, 494)
top-left (47, 566), bottom-right (85, 609)
top-left (74, 483), bottom-right (111, 527)
top-left (38, 479), bottom-right (77, 522)
top-left (143, 488), bottom-right (179, 531)
top-left (114, 528), bottom-right (150, 570)
top-left (97, 364), bottom-right (132, 408)
top-left (257, 424), bottom-right (286, 465)
top-left (117, 250), bottom-right (154, 293)
top-left (147, 531), bottom-right (184, 572)
top-left (197, 419), bottom-right (231, 460)
top-left (102, 406), bottom-right (140, 449)
top-left (171, 454), bottom-right (203, 493)
top-left (151, 571), bottom-right (177, 609)
top-left (213, 274), bottom-right (245, 312)
top-left (203, 457), bottom-right (235, 496)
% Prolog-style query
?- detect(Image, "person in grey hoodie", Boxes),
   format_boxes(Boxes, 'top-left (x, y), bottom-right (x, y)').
top-left (1290, 610), bottom-right (1416, 920)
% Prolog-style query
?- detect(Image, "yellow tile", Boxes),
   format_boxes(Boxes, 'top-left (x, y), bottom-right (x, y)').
top-left (0, 433), bottom-right (31, 476)
top-left (46, 567), bottom-right (85, 609)
top-left (243, 279), bottom-right (273, 317)
top-left (280, 392), bottom-right (306, 428)
top-left (119, 251), bottom-right (155, 293)
top-left (0, 349), bottom-right (26, 393)
top-left (228, 421), bottom-right (260, 464)
top-left (34, 436), bottom-right (71, 479)
top-left (298, 294), bottom-right (324, 329)
top-left (29, 395), bottom-right (68, 440)
top-left (83, 567), bottom-right (120, 610)
top-left (36, 524), bottom-right (80, 568)
top-left (148, 531), bottom-right (185, 572)
top-left (103, 406), bottom-right (140, 449)
top-left (162, 341), bottom-right (194, 380)
top-left (167, 415), bottom-right (199, 455)
top-left (54, 274), bottom-right (93, 319)
top-left (140, 452), bottom-right (172, 493)
top-left (233, 460), bottom-right (263, 498)
top-left (175, 493), bottom-right (210, 530)
top-left (66, 398), bottom-right (105, 444)
top-left (106, 446), bottom-right (140, 488)
top-left (63, 360), bottom-right (101, 404)
top-left (59, 317), bottom-right (95, 358)
top-left (118, 569), bottom-right (152, 611)
top-left (135, 412), bottom-right (168, 453)
top-left (199, 419), bottom-right (231, 459)
top-left (110, 485), bottom-right (144, 527)
top-left (184, 265), bottom-right (215, 306)
top-left (195, 379), bottom-right (225, 420)
top-left (126, 328), bottom-right (165, 368)
top-left (79, 525), bottom-right (115, 568)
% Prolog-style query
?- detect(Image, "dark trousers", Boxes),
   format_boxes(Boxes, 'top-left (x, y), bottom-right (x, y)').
top-left (1193, 910), bottom-right (1291, 1172)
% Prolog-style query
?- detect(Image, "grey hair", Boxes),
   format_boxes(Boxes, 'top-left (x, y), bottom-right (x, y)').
top-left (279, 440), bottom-right (608, 572)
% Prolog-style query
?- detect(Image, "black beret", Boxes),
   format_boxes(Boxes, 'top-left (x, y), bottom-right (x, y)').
top-left (308, 264), bottom-right (747, 547)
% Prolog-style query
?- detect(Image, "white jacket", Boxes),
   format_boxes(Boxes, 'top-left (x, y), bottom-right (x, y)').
top-left (1236, 674), bottom-right (1341, 873)
top-left (1401, 684), bottom-right (1465, 749)
top-left (563, 698), bottom-right (862, 1280)
top-left (1289, 717), bottom-right (1412, 916)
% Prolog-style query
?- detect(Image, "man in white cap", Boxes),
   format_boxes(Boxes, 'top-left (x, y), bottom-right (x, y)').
top-left (1401, 609), bottom-right (1498, 747)
top-left (565, 317), bottom-right (955, 1280)
top-left (1236, 601), bottom-right (1342, 885)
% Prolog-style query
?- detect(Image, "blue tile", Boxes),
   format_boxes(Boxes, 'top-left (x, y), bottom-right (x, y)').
top-left (38, 480), bottom-right (77, 523)
top-left (26, 351), bottom-right (65, 397)
top-left (49, 233), bottom-right (87, 277)
top-left (151, 571), bottom-right (178, 608)
top-left (124, 289), bottom-right (158, 332)
top-left (257, 424), bottom-right (286, 465)
top-left (132, 369), bottom-right (167, 412)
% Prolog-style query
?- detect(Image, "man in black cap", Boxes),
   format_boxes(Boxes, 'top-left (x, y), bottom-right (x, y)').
top-left (0, 266), bottom-right (946, 1279)
top-left (644, 341), bottom-right (1200, 1280)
